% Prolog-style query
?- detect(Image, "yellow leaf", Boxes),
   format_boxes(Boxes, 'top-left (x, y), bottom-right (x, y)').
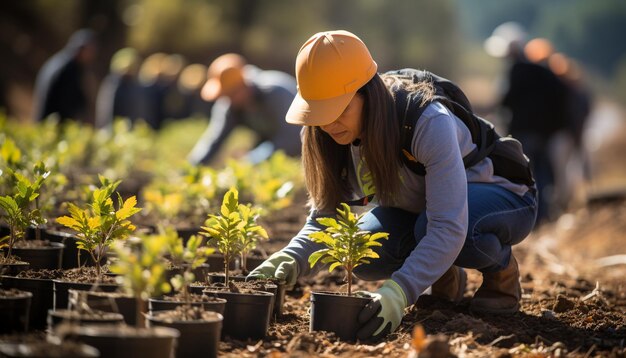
top-left (56, 216), bottom-right (82, 231)
top-left (87, 216), bottom-right (101, 230)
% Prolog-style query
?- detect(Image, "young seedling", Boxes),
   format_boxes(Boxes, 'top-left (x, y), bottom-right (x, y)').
top-left (110, 235), bottom-right (171, 327)
top-left (200, 188), bottom-right (244, 287)
top-left (308, 203), bottom-right (389, 296)
top-left (162, 227), bottom-right (215, 314)
top-left (238, 203), bottom-right (268, 275)
top-left (0, 170), bottom-right (48, 263)
top-left (56, 175), bottom-right (141, 278)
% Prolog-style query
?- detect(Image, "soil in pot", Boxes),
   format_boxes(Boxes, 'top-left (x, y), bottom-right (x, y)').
top-left (48, 308), bottom-right (124, 332)
top-left (1, 269), bottom-right (63, 330)
top-left (53, 267), bottom-right (119, 310)
top-left (149, 292), bottom-right (226, 315)
top-left (12, 240), bottom-right (64, 270)
top-left (64, 324), bottom-right (179, 358)
top-left (203, 281), bottom-right (274, 340)
top-left (148, 305), bottom-right (223, 358)
top-left (309, 291), bottom-right (373, 342)
top-left (84, 291), bottom-right (137, 326)
top-left (205, 275), bottom-right (280, 318)
top-left (0, 288), bottom-right (32, 334)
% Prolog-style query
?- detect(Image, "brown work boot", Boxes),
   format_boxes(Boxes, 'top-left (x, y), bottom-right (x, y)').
top-left (470, 255), bottom-right (522, 314)
top-left (431, 266), bottom-right (467, 303)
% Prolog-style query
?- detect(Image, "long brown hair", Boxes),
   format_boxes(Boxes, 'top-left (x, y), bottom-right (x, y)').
top-left (302, 72), bottom-right (434, 211)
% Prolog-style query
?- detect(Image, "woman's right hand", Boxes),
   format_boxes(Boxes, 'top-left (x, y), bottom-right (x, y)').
top-left (246, 251), bottom-right (299, 289)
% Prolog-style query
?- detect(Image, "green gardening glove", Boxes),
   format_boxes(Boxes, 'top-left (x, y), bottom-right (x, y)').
top-left (246, 251), bottom-right (299, 289)
top-left (356, 280), bottom-right (408, 341)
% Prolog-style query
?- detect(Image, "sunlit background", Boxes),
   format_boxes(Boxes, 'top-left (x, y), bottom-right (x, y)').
top-left (1, 0), bottom-right (625, 122)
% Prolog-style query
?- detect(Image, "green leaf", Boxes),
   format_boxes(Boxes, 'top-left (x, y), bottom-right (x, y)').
top-left (328, 261), bottom-right (342, 273)
top-left (308, 249), bottom-right (329, 268)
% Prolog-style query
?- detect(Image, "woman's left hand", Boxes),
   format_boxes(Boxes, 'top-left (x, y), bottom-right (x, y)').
top-left (356, 280), bottom-right (408, 341)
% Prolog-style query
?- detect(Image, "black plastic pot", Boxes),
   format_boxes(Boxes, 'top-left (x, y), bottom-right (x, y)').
top-left (310, 291), bottom-right (373, 342)
top-left (206, 272), bottom-right (246, 284)
top-left (85, 291), bottom-right (137, 326)
top-left (53, 280), bottom-right (119, 310)
top-left (149, 295), bottom-right (226, 315)
top-left (203, 288), bottom-right (273, 340)
top-left (69, 324), bottom-right (179, 358)
top-left (164, 263), bottom-right (210, 285)
top-left (45, 230), bottom-right (102, 269)
top-left (147, 310), bottom-right (223, 358)
top-left (12, 242), bottom-right (64, 270)
top-left (48, 309), bottom-right (124, 332)
top-left (205, 254), bottom-right (238, 272)
top-left (0, 289), bottom-right (32, 334)
top-left (0, 275), bottom-right (54, 330)
top-left (0, 340), bottom-right (99, 357)
top-left (244, 255), bottom-right (266, 273)
top-left (0, 261), bottom-right (30, 276)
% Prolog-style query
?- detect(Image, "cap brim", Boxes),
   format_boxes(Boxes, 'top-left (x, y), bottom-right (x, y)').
top-left (201, 78), bottom-right (222, 101)
top-left (286, 91), bottom-right (356, 126)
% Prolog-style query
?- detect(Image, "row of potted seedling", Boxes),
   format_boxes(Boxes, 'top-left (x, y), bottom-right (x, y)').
top-left (1, 175), bottom-right (281, 357)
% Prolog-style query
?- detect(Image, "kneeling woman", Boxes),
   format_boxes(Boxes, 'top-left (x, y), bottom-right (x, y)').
top-left (249, 30), bottom-right (538, 340)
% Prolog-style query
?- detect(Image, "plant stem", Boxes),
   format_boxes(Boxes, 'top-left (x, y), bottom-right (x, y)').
top-left (135, 296), bottom-right (147, 328)
top-left (241, 252), bottom-right (248, 275)
top-left (224, 252), bottom-right (230, 287)
top-left (347, 266), bottom-right (352, 296)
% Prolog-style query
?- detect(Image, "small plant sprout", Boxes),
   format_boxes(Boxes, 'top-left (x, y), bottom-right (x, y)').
top-left (162, 227), bottom-right (215, 309)
top-left (110, 235), bottom-right (171, 328)
top-left (308, 203), bottom-right (389, 296)
top-left (200, 188), bottom-right (244, 287)
top-left (238, 203), bottom-right (268, 275)
top-left (0, 169), bottom-right (48, 263)
top-left (56, 175), bottom-right (141, 278)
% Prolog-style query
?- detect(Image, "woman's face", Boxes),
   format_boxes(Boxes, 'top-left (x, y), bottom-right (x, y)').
top-left (320, 93), bottom-right (364, 145)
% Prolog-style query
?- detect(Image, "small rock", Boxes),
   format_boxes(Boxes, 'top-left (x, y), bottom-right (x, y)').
top-left (552, 294), bottom-right (576, 313)
top-left (541, 309), bottom-right (556, 320)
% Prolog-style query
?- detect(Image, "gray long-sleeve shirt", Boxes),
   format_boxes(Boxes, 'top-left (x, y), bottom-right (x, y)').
top-left (187, 65), bottom-right (302, 165)
top-left (282, 101), bottom-right (531, 304)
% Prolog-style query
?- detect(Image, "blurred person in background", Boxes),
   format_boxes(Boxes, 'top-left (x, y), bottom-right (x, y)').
top-left (486, 28), bottom-right (569, 225)
top-left (137, 52), bottom-right (167, 130)
top-left (177, 63), bottom-right (213, 119)
top-left (187, 53), bottom-right (302, 165)
top-left (33, 28), bottom-right (97, 124)
top-left (95, 47), bottom-right (143, 129)
top-left (160, 53), bottom-right (188, 121)
top-left (547, 53), bottom-right (593, 212)
top-left (248, 30), bottom-right (537, 341)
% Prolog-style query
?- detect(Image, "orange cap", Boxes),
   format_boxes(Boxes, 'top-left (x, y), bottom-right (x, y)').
top-left (286, 30), bottom-right (378, 126)
top-left (201, 53), bottom-right (246, 101)
top-left (524, 38), bottom-right (554, 64)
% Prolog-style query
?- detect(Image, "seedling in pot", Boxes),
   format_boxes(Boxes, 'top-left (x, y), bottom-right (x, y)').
top-left (238, 203), bottom-right (268, 275)
top-left (110, 235), bottom-right (171, 327)
top-left (308, 203), bottom-right (389, 296)
top-left (0, 169), bottom-right (48, 264)
top-left (200, 188), bottom-right (244, 287)
top-left (56, 175), bottom-right (141, 279)
top-left (164, 227), bottom-right (215, 316)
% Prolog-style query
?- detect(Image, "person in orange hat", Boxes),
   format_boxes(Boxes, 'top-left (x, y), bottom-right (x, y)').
top-left (187, 53), bottom-right (302, 165)
top-left (248, 30), bottom-right (538, 340)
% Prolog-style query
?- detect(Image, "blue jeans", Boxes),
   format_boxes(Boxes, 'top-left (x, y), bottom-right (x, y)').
top-left (293, 183), bottom-right (537, 280)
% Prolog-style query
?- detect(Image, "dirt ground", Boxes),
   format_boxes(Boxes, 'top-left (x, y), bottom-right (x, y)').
top-left (219, 104), bottom-right (626, 358)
